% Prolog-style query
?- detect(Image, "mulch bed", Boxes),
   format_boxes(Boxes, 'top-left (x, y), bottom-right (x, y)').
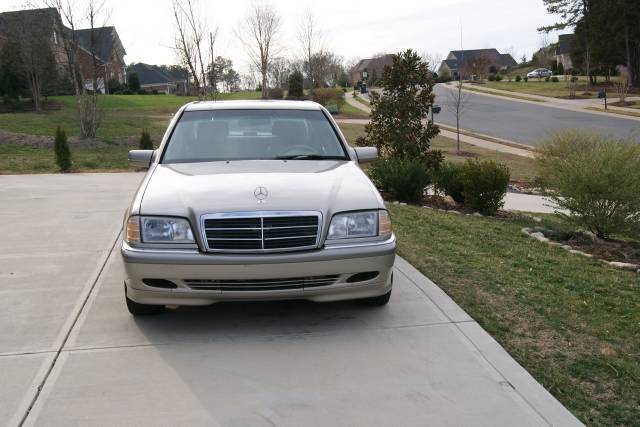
top-left (540, 229), bottom-right (640, 266)
top-left (0, 130), bottom-right (142, 149)
top-left (0, 100), bottom-right (64, 114)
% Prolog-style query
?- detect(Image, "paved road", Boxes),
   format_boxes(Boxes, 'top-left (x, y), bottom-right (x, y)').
top-left (0, 173), bottom-right (580, 426)
top-left (431, 85), bottom-right (640, 146)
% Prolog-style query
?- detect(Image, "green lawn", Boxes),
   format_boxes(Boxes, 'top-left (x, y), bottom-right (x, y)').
top-left (389, 204), bottom-right (640, 426)
top-left (0, 92), bottom-right (262, 140)
top-left (338, 123), bottom-right (537, 182)
top-left (482, 81), bottom-right (597, 99)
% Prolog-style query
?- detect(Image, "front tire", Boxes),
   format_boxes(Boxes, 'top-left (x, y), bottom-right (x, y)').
top-left (356, 289), bottom-right (392, 306)
top-left (125, 292), bottom-right (164, 315)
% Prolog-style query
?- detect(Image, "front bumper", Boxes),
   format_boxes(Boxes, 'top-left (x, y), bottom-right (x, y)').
top-left (121, 236), bottom-right (396, 306)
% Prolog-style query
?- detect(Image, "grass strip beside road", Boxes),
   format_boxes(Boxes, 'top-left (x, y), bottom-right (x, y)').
top-left (389, 204), bottom-right (640, 426)
top-left (482, 81), bottom-right (597, 99)
top-left (339, 123), bottom-right (537, 182)
top-left (463, 85), bottom-right (547, 102)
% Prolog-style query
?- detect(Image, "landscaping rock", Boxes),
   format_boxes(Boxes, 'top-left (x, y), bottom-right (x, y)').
top-left (473, 212), bottom-right (483, 217)
top-left (532, 217), bottom-right (542, 223)
top-left (449, 210), bottom-right (461, 215)
top-left (608, 261), bottom-right (639, 271)
top-left (521, 227), bottom-right (531, 235)
top-left (561, 245), bottom-right (572, 251)
top-left (530, 232), bottom-right (549, 243)
top-left (569, 249), bottom-right (593, 258)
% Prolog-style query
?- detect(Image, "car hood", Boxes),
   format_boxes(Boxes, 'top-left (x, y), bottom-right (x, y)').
top-left (138, 160), bottom-right (384, 220)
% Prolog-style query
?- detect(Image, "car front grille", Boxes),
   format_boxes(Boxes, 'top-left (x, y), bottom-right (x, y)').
top-left (201, 211), bottom-right (321, 253)
top-left (184, 275), bottom-right (339, 291)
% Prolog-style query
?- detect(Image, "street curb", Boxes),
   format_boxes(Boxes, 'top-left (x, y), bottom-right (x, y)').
top-left (437, 123), bottom-right (536, 152)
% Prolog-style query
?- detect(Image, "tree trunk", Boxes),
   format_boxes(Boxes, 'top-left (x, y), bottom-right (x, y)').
top-left (261, 64), bottom-right (268, 99)
top-left (623, 2), bottom-right (635, 87)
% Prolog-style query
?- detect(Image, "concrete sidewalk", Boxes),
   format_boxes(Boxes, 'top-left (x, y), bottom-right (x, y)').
top-left (1, 173), bottom-right (580, 426)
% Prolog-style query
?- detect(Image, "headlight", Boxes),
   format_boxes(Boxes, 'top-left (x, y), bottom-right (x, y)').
top-left (126, 216), bottom-right (194, 244)
top-left (327, 210), bottom-right (392, 240)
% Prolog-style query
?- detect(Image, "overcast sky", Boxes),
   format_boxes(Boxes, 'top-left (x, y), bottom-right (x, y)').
top-left (5, 0), bottom-right (562, 73)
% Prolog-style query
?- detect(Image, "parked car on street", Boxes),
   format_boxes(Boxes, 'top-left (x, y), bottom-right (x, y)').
top-left (121, 100), bottom-right (396, 315)
top-left (526, 68), bottom-right (553, 79)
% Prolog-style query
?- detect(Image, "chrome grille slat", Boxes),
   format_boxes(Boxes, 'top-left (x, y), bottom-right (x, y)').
top-left (201, 211), bottom-right (321, 253)
top-left (184, 275), bottom-right (339, 291)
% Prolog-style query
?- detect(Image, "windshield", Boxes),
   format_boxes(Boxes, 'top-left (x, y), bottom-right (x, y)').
top-left (162, 109), bottom-right (349, 163)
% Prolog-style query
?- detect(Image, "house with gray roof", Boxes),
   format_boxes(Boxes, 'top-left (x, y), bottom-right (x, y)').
top-left (0, 7), bottom-right (126, 94)
top-left (438, 49), bottom-right (517, 79)
top-left (128, 63), bottom-right (188, 95)
top-left (350, 54), bottom-right (394, 85)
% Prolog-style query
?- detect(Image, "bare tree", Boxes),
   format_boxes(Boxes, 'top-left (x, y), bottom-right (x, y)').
top-left (297, 9), bottom-right (323, 93)
top-left (446, 76), bottom-right (470, 154)
top-left (4, 8), bottom-right (55, 111)
top-left (615, 69), bottom-right (631, 104)
top-left (172, 0), bottom-right (216, 98)
top-left (41, 0), bottom-right (106, 137)
top-left (235, 2), bottom-right (282, 98)
top-left (421, 52), bottom-right (442, 74)
top-left (268, 56), bottom-right (290, 89)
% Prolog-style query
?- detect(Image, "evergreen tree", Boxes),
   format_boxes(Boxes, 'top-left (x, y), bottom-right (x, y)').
top-left (359, 49), bottom-right (441, 164)
top-left (54, 127), bottom-right (72, 172)
top-left (287, 71), bottom-right (304, 98)
top-left (139, 129), bottom-right (153, 150)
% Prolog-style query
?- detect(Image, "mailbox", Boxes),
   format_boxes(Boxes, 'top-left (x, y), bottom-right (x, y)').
top-left (432, 105), bottom-right (442, 114)
top-left (598, 90), bottom-right (606, 99)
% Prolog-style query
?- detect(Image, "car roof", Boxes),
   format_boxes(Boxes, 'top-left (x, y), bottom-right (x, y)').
top-left (184, 100), bottom-right (323, 111)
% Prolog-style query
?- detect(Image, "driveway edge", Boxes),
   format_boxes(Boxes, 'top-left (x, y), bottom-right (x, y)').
top-left (394, 256), bottom-right (584, 427)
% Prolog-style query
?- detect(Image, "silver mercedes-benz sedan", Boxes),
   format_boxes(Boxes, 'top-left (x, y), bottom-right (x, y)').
top-left (121, 100), bottom-right (396, 315)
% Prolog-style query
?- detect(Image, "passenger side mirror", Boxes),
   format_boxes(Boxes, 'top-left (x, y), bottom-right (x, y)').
top-left (128, 150), bottom-right (154, 168)
top-left (354, 147), bottom-right (378, 164)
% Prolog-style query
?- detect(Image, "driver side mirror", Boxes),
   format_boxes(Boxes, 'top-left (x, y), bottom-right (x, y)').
top-left (354, 147), bottom-right (378, 164)
top-left (128, 150), bottom-right (154, 168)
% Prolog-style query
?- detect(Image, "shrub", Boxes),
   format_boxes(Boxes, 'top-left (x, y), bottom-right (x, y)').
top-left (570, 76), bottom-right (578, 83)
top-left (54, 126), bottom-right (71, 172)
top-left (551, 76), bottom-right (559, 82)
top-left (488, 74), bottom-right (496, 82)
top-left (545, 76), bottom-right (551, 82)
top-left (311, 88), bottom-right (345, 110)
top-left (287, 71), bottom-right (304, 98)
top-left (495, 74), bottom-right (503, 82)
top-left (139, 129), bottom-right (153, 150)
top-left (536, 131), bottom-right (640, 238)
top-left (524, 76), bottom-right (529, 82)
top-left (557, 63), bottom-right (564, 75)
top-left (266, 87), bottom-right (284, 99)
top-left (369, 157), bottom-right (432, 203)
top-left (459, 160), bottom-right (510, 215)
top-left (515, 75), bottom-right (522, 82)
top-left (435, 162), bottom-right (465, 203)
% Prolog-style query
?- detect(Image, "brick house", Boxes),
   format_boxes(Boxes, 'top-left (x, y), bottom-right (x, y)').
top-left (0, 7), bottom-right (126, 94)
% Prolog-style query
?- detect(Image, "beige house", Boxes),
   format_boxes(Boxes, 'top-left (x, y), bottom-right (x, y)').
top-left (555, 34), bottom-right (574, 71)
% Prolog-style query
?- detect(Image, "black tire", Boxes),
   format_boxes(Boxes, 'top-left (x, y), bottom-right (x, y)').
top-left (125, 294), bottom-right (164, 315)
top-left (356, 289), bottom-right (392, 306)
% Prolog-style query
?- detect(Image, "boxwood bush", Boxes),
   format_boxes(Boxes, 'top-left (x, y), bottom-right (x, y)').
top-left (369, 157), bottom-right (432, 203)
top-left (537, 131), bottom-right (640, 238)
top-left (436, 160), bottom-right (510, 215)
top-left (459, 160), bottom-right (510, 215)
top-left (311, 88), bottom-right (345, 110)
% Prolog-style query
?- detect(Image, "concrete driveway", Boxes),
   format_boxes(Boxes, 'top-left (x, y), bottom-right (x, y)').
top-left (0, 173), bottom-right (581, 426)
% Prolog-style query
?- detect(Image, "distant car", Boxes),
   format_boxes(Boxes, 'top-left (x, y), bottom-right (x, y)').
top-left (527, 68), bottom-right (553, 79)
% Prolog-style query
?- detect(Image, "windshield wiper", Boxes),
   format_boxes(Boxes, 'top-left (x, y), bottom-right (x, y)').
top-left (276, 154), bottom-right (346, 160)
